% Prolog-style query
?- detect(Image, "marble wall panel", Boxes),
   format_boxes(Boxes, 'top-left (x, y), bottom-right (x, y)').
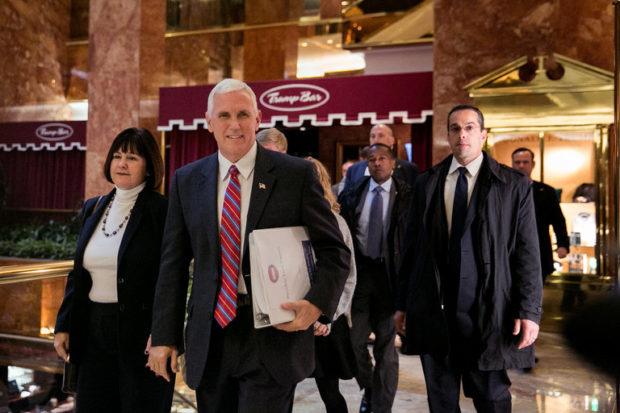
top-left (432, 0), bottom-right (614, 163)
top-left (244, 26), bottom-right (299, 81)
top-left (246, 0), bottom-right (304, 24)
top-left (0, 0), bottom-right (70, 108)
top-left (0, 282), bottom-right (42, 336)
top-left (85, 0), bottom-right (167, 199)
top-left (40, 278), bottom-right (66, 333)
top-left (66, 43), bottom-right (89, 101)
top-left (140, 0), bottom-right (166, 100)
top-left (165, 32), bottom-right (233, 86)
top-left (320, 0), bottom-right (342, 19)
top-left (85, 0), bottom-right (141, 198)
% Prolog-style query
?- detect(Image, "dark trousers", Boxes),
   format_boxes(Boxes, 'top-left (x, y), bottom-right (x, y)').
top-left (76, 302), bottom-right (175, 413)
top-left (420, 353), bottom-right (512, 413)
top-left (195, 305), bottom-right (296, 413)
top-left (350, 257), bottom-right (398, 413)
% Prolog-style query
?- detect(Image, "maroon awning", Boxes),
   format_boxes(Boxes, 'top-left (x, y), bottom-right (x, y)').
top-left (0, 121), bottom-right (86, 151)
top-left (158, 72), bottom-right (433, 130)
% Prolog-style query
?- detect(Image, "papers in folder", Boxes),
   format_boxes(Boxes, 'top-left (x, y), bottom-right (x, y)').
top-left (249, 226), bottom-right (316, 329)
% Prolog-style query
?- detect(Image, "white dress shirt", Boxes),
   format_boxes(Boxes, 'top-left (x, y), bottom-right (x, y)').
top-left (444, 153), bottom-right (483, 236)
top-left (217, 142), bottom-right (257, 294)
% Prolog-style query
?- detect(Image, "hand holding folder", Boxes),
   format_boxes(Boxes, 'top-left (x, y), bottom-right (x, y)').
top-left (249, 226), bottom-right (317, 329)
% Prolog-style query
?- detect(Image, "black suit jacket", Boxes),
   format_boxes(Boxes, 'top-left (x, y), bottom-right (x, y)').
top-left (55, 188), bottom-right (168, 364)
top-left (344, 158), bottom-right (418, 194)
top-left (532, 181), bottom-right (570, 277)
top-left (339, 175), bottom-right (412, 299)
top-left (150, 144), bottom-right (350, 389)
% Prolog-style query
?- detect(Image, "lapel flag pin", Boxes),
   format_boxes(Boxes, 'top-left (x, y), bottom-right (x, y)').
top-left (259, 183), bottom-right (266, 189)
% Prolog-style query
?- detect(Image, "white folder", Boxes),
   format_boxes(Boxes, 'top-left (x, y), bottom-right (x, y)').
top-left (249, 226), bottom-right (316, 329)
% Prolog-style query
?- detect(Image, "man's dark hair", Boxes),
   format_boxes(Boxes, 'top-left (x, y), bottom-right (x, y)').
top-left (511, 147), bottom-right (535, 161)
top-left (368, 143), bottom-right (395, 159)
top-left (447, 105), bottom-right (485, 131)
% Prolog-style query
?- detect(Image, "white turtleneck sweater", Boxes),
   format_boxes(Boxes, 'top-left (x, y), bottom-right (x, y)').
top-left (84, 182), bottom-right (145, 303)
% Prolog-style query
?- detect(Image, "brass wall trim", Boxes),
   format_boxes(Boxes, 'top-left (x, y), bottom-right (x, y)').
top-left (0, 332), bottom-right (53, 344)
top-left (67, 12), bottom-right (402, 45)
top-left (0, 260), bottom-right (73, 285)
top-left (343, 37), bottom-right (433, 51)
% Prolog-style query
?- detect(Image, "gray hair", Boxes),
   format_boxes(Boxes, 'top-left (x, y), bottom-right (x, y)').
top-left (206, 78), bottom-right (259, 117)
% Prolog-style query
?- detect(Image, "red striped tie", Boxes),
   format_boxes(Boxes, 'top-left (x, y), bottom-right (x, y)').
top-left (215, 165), bottom-right (241, 328)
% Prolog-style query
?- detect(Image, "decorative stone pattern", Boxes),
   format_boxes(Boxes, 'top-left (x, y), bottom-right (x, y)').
top-left (85, 0), bottom-right (166, 199)
top-left (0, 0), bottom-right (70, 108)
top-left (432, 0), bottom-right (614, 163)
top-left (0, 0), bottom-right (71, 121)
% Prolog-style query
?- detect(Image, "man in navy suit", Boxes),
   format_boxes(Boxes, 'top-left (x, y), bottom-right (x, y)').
top-left (147, 79), bottom-right (350, 412)
top-left (342, 124), bottom-right (418, 196)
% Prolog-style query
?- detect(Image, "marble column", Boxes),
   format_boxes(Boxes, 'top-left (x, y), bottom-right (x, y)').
top-left (0, 0), bottom-right (71, 121)
top-left (320, 0), bottom-right (342, 19)
top-left (243, 0), bottom-right (303, 81)
top-left (86, 0), bottom-right (166, 198)
top-left (432, 0), bottom-right (613, 164)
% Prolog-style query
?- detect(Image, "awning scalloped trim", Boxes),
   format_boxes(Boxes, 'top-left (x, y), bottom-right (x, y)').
top-left (157, 110), bottom-right (434, 131)
top-left (0, 142), bottom-right (86, 152)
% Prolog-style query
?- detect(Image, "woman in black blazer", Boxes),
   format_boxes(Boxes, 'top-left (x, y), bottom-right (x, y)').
top-left (54, 128), bottom-right (174, 412)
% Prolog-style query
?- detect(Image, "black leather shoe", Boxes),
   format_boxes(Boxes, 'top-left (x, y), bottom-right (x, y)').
top-left (359, 390), bottom-right (372, 413)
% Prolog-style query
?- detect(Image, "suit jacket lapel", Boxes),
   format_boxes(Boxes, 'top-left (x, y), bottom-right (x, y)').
top-left (244, 146), bottom-right (275, 266)
top-left (117, 188), bottom-right (147, 266)
top-left (467, 155), bottom-right (492, 231)
top-left (75, 191), bottom-right (114, 267)
top-left (386, 181), bottom-right (397, 233)
top-left (200, 155), bottom-right (220, 252)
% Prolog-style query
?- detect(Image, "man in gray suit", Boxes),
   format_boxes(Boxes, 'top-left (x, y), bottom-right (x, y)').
top-left (147, 79), bottom-right (350, 412)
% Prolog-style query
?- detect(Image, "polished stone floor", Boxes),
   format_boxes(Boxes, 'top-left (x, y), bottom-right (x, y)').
top-left (171, 330), bottom-right (616, 413)
top-left (171, 281), bottom-right (618, 412)
top-left (290, 331), bottom-right (616, 413)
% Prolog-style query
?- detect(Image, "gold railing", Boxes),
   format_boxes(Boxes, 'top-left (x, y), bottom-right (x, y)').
top-left (0, 260), bottom-right (73, 285)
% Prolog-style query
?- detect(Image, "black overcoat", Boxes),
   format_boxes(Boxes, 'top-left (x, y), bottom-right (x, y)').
top-left (397, 153), bottom-right (543, 370)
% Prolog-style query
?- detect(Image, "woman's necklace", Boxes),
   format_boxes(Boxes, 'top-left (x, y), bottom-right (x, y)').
top-left (101, 193), bottom-right (132, 237)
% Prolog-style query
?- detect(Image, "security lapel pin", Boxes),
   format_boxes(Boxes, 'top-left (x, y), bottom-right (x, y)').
top-left (259, 182), bottom-right (266, 190)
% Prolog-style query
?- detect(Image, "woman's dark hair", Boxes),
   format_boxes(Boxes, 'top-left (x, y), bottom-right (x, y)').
top-left (103, 128), bottom-right (164, 190)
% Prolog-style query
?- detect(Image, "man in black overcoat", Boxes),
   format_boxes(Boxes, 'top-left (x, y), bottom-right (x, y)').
top-left (394, 105), bottom-right (543, 413)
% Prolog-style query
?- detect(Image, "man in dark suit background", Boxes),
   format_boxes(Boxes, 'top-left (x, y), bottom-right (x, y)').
top-left (340, 143), bottom-right (412, 413)
top-left (511, 147), bottom-right (569, 281)
top-left (147, 79), bottom-right (350, 412)
top-left (394, 105), bottom-right (542, 412)
top-left (342, 124), bottom-right (418, 194)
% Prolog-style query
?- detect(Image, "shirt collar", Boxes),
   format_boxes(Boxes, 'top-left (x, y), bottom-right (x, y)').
top-left (448, 152), bottom-right (483, 177)
top-left (369, 176), bottom-right (392, 193)
top-left (218, 141), bottom-right (257, 181)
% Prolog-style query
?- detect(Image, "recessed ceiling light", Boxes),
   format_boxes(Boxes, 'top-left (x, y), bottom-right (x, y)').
top-left (301, 42), bottom-right (308, 47)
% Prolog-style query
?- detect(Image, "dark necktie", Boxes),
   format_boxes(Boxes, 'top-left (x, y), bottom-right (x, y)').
top-left (450, 166), bottom-right (469, 247)
top-left (367, 186), bottom-right (384, 259)
top-left (215, 165), bottom-right (241, 328)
